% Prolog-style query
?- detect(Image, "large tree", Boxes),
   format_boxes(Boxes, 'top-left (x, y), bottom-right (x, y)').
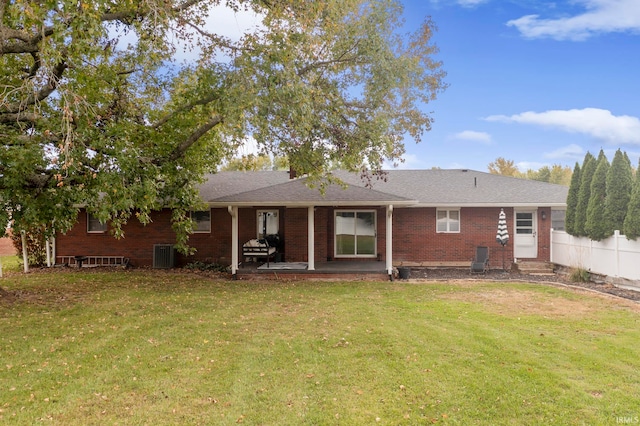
top-left (0, 0), bottom-right (446, 250)
top-left (604, 148), bottom-right (633, 234)
top-left (585, 150), bottom-right (609, 241)
top-left (487, 157), bottom-right (520, 177)
top-left (574, 152), bottom-right (596, 237)
top-left (565, 162), bottom-right (581, 236)
top-left (623, 161), bottom-right (640, 240)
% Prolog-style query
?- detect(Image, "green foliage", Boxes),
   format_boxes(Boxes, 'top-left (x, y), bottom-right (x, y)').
top-left (585, 150), bottom-right (610, 241)
top-left (569, 267), bottom-right (590, 283)
top-left (488, 157), bottom-right (519, 176)
top-left (221, 154), bottom-right (289, 171)
top-left (1, 0), bottom-right (446, 254)
top-left (10, 227), bottom-right (48, 267)
top-left (488, 158), bottom-right (572, 185)
top-left (605, 149), bottom-right (633, 233)
top-left (574, 152), bottom-right (596, 237)
top-left (623, 160), bottom-right (640, 240)
top-left (565, 162), bottom-right (581, 235)
top-left (184, 260), bottom-right (228, 272)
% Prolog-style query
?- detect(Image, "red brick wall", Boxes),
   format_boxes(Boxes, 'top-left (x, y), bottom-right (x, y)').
top-left (284, 208), bottom-right (308, 262)
top-left (55, 206), bottom-right (552, 268)
top-left (536, 207), bottom-right (552, 262)
top-left (56, 209), bottom-right (177, 267)
top-left (0, 237), bottom-right (14, 256)
top-left (392, 207), bottom-right (552, 264)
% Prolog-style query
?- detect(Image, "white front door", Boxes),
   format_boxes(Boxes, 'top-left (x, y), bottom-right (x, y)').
top-left (514, 210), bottom-right (538, 259)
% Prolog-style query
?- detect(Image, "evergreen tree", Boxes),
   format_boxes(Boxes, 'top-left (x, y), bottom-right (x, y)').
top-left (623, 160), bottom-right (640, 240)
top-left (574, 152), bottom-right (596, 237)
top-left (585, 150), bottom-right (610, 240)
top-left (565, 162), bottom-right (581, 235)
top-left (605, 149), bottom-right (633, 233)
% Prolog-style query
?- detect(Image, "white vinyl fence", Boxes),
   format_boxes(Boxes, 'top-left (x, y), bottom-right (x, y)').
top-left (551, 230), bottom-right (640, 281)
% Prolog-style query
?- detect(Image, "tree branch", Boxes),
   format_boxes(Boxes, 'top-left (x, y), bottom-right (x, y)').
top-left (152, 93), bottom-right (219, 129)
top-left (165, 114), bottom-right (223, 162)
top-left (0, 111), bottom-right (39, 124)
top-left (1, 60), bottom-right (66, 116)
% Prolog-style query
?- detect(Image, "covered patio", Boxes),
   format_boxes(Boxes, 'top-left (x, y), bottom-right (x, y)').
top-left (210, 176), bottom-right (417, 281)
top-left (235, 260), bottom-right (392, 281)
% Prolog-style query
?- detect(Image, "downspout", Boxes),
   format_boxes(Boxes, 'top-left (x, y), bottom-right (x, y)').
top-left (386, 205), bottom-right (393, 280)
top-left (228, 206), bottom-right (238, 279)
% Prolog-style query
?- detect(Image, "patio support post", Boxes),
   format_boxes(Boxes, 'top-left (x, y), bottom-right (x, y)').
top-left (308, 206), bottom-right (315, 271)
top-left (228, 206), bottom-right (239, 278)
top-left (386, 205), bottom-right (393, 277)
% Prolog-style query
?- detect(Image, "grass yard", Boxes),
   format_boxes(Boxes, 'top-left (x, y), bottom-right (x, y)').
top-left (0, 255), bottom-right (21, 275)
top-left (1, 270), bottom-right (640, 425)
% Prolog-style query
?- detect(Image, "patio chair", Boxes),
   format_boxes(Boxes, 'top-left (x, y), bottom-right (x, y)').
top-left (470, 246), bottom-right (489, 274)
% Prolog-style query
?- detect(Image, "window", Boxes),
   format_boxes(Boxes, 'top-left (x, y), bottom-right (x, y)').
top-left (335, 210), bottom-right (376, 257)
top-left (257, 210), bottom-right (279, 238)
top-left (436, 209), bottom-right (460, 233)
top-left (551, 210), bottom-right (566, 231)
top-left (516, 212), bottom-right (533, 234)
top-left (191, 210), bottom-right (211, 233)
top-left (87, 212), bottom-right (107, 233)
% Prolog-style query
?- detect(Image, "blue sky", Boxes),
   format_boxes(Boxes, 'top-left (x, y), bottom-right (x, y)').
top-left (394, 0), bottom-right (640, 172)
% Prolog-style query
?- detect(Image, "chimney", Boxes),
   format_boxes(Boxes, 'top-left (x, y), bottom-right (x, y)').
top-left (289, 168), bottom-right (297, 179)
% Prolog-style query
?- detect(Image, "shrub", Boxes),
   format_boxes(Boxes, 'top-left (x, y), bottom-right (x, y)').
top-left (11, 227), bottom-right (48, 267)
top-left (569, 267), bottom-right (590, 283)
top-left (184, 261), bottom-right (227, 272)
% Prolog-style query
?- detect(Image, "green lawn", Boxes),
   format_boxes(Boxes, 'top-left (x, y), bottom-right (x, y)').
top-left (1, 270), bottom-right (639, 425)
top-left (0, 255), bottom-right (21, 275)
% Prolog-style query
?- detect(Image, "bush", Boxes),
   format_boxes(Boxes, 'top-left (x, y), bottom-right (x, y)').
top-left (11, 227), bottom-right (49, 267)
top-left (569, 267), bottom-right (590, 283)
top-left (184, 261), bottom-right (227, 272)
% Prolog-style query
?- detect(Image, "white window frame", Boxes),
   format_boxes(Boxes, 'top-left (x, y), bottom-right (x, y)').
top-left (334, 209), bottom-right (377, 258)
top-left (87, 212), bottom-right (107, 233)
top-left (257, 210), bottom-right (279, 239)
top-left (191, 210), bottom-right (211, 233)
top-left (436, 209), bottom-right (460, 233)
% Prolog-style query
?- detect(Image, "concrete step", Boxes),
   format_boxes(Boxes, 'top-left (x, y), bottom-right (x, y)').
top-left (514, 261), bottom-right (555, 275)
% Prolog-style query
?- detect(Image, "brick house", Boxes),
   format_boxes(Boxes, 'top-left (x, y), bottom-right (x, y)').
top-left (54, 169), bottom-right (568, 278)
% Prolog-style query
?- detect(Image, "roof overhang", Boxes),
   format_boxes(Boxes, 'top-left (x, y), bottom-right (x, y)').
top-left (207, 199), bottom-right (418, 208)
top-left (409, 202), bottom-right (567, 208)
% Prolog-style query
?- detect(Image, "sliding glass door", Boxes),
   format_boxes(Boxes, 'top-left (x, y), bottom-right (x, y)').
top-left (335, 210), bottom-right (376, 257)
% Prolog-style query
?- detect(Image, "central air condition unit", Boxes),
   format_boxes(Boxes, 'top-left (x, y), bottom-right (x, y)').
top-left (153, 244), bottom-right (175, 269)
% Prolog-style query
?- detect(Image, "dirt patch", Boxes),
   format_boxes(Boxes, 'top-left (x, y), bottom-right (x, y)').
top-left (404, 267), bottom-right (640, 304)
top-left (440, 287), bottom-right (603, 317)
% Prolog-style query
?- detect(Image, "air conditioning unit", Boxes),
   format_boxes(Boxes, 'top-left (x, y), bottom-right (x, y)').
top-left (153, 244), bottom-right (175, 269)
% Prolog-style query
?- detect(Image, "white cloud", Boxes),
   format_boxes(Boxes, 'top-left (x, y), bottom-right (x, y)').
top-left (108, 4), bottom-right (264, 64)
top-left (385, 153), bottom-right (428, 169)
top-left (507, 0), bottom-right (640, 40)
top-left (516, 161), bottom-right (547, 172)
top-left (173, 5), bottom-right (264, 63)
top-left (485, 108), bottom-right (640, 145)
top-left (451, 130), bottom-right (493, 144)
top-left (544, 144), bottom-right (585, 160)
top-left (234, 137), bottom-right (260, 157)
top-left (457, 0), bottom-right (488, 7)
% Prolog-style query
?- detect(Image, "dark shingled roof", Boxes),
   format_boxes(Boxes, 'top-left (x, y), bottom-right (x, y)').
top-left (199, 169), bottom-right (568, 207)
